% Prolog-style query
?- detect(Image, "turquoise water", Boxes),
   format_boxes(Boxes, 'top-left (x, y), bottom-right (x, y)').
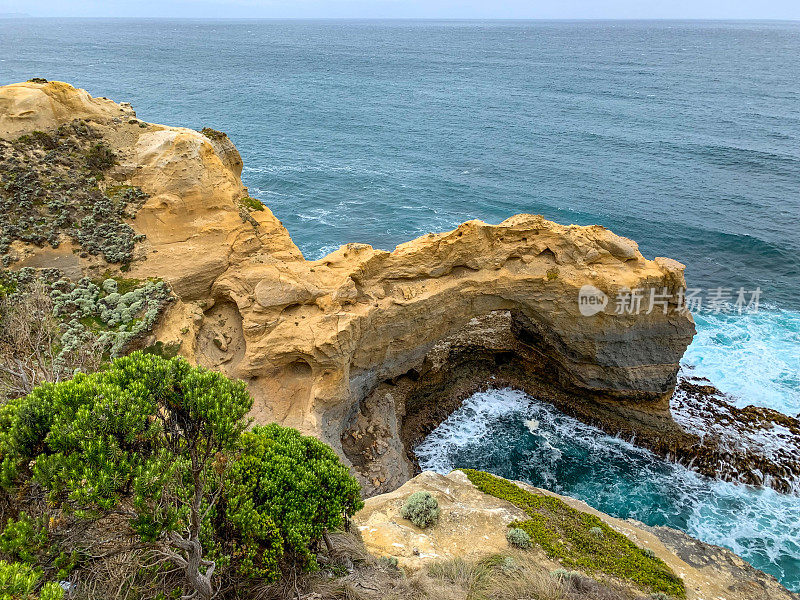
top-left (2, 18), bottom-right (799, 589)
top-left (416, 389), bottom-right (800, 591)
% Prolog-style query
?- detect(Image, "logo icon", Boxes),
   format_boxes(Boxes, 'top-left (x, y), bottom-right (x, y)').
top-left (578, 285), bottom-right (608, 317)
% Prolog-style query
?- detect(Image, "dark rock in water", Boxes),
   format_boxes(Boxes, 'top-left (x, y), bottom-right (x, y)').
top-left (671, 374), bottom-right (800, 493)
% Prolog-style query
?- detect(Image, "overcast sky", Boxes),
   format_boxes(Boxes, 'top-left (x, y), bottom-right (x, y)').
top-left (3, 0), bottom-right (800, 20)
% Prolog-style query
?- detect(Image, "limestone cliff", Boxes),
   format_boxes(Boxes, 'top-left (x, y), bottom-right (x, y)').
top-left (3, 80), bottom-right (795, 496)
top-left (0, 80), bottom-right (300, 290)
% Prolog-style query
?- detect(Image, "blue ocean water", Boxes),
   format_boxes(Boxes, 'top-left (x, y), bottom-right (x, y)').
top-left (2, 17), bottom-right (799, 589)
top-left (416, 389), bottom-right (800, 591)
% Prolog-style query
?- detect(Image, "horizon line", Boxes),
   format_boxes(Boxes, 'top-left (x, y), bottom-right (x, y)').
top-left (3, 16), bottom-right (800, 22)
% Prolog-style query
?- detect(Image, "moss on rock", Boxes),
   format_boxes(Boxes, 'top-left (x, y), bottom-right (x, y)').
top-left (461, 469), bottom-right (685, 599)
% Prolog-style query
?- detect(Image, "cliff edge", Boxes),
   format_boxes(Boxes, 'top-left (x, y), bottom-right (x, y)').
top-left (3, 80), bottom-right (795, 497)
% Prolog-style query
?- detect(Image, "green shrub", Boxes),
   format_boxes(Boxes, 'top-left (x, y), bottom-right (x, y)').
top-left (400, 491), bottom-right (440, 528)
top-left (239, 196), bottom-right (265, 212)
top-left (0, 353), bottom-right (365, 597)
top-left (506, 527), bottom-right (532, 549)
top-left (0, 513), bottom-right (47, 564)
top-left (200, 128), bottom-right (228, 141)
top-left (0, 560), bottom-right (63, 600)
top-left (378, 556), bottom-right (399, 570)
top-left (223, 424), bottom-right (363, 575)
top-left (0, 353), bottom-right (252, 600)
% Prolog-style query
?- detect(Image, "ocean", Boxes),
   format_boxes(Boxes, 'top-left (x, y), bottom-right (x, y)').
top-left (2, 17), bottom-right (799, 590)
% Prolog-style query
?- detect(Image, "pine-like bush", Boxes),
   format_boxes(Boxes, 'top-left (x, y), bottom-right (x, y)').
top-left (0, 352), bottom-right (253, 600)
top-left (0, 354), bottom-right (365, 597)
top-left (0, 560), bottom-right (63, 600)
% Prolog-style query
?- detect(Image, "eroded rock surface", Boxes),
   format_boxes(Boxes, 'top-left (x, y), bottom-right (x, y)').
top-left (354, 471), bottom-right (798, 600)
top-left (3, 80), bottom-right (795, 496)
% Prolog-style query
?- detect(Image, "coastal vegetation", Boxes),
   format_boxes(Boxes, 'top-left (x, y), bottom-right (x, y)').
top-left (400, 491), bottom-right (440, 528)
top-left (0, 269), bottom-right (173, 401)
top-left (506, 527), bottom-right (532, 549)
top-left (0, 353), bottom-right (363, 600)
top-left (0, 122), bottom-right (148, 267)
top-left (461, 469), bottom-right (686, 599)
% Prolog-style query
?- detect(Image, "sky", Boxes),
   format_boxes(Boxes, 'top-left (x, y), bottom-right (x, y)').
top-left (2, 0), bottom-right (800, 20)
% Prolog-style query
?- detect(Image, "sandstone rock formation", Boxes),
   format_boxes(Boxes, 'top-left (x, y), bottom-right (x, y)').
top-left (354, 471), bottom-right (797, 600)
top-left (0, 80), bottom-right (301, 291)
top-left (4, 80), bottom-right (796, 496)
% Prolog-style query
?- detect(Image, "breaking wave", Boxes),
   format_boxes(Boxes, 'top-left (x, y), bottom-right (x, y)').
top-left (684, 307), bottom-right (800, 415)
top-left (416, 388), bottom-right (800, 591)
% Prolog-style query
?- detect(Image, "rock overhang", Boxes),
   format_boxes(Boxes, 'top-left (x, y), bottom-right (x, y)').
top-left (0, 79), bottom-right (699, 491)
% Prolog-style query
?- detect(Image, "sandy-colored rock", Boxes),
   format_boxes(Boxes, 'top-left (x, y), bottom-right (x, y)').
top-left (0, 80), bottom-right (302, 301)
top-left (354, 471), bottom-right (797, 600)
top-left (0, 81), bottom-right (133, 137)
top-left (354, 470), bottom-right (529, 569)
top-left (1, 81), bottom-right (699, 490)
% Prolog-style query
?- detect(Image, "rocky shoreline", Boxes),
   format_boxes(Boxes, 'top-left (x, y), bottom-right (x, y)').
top-left (343, 308), bottom-right (800, 495)
top-left (2, 79), bottom-right (798, 597)
top-left (3, 81), bottom-right (798, 497)
top-left (3, 81), bottom-right (798, 498)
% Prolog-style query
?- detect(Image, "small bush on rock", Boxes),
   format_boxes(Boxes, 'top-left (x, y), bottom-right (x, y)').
top-left (506, 527), bottom-right (532, 549)
top-left (551, 568), bottom-right (581, 581)
top-left (378, 556), bottom-right (399, 570)
top-left (84, 142), bottom-right (116, 172)
top-left (200, 127), bottom-right (228, 141)
top-left (400, 491), bottom-right (440, 528)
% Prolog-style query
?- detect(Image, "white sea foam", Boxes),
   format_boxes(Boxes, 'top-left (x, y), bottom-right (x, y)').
top-left (683, 308), bottom-right (800, 416)
top-left (296, 207), bottom-right (333, 225)
top-left (414, 388), bottom-right (531, 473)
top-left (307, 244), bottom-right (342, 261)
top-left (416, 388), bottom-right (800, 591)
